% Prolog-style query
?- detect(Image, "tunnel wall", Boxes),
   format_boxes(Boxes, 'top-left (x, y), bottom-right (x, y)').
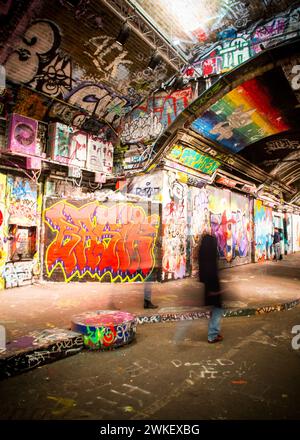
top-left (43, 197), bottom-right (162, 283)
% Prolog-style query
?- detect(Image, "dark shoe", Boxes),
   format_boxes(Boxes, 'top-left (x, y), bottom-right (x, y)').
top-left (208, 334), bottom-right (223, 343)
top-left (144, 300), bottom-right (158, 309)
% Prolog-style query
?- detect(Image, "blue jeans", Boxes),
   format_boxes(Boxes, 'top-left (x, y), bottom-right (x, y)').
top-left (208, 307), bottom-right (223, 341)
top-left (144, 283), bottom-right (152, 301)
top-left (274, 242), bottom-right (281, 261)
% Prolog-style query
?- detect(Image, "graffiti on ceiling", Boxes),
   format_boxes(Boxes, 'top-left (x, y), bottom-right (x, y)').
top-left (191, 67), bottom-right (298, 152)
top-left (133, 0), bottom-right (293, 51)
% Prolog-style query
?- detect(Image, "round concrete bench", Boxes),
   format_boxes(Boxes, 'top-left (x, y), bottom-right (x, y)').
top-left (71, 310), bottom-right (137, 350)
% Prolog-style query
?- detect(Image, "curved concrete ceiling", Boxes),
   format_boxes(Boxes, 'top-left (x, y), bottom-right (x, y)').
top-left (135, 39), bottom-right (300, 205)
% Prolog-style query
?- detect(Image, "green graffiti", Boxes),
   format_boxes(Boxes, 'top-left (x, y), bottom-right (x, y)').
top-left (168, 145), bottom-right (220, 175)
top-left (83, 325), bottom-right (106, 346)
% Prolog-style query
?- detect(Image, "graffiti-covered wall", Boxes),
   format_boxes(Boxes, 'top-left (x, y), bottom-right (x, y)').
top-left (43, 199), bottom-right (161, 283)
top-left (283, 213), bottom-right (293, 255)
top-left (161, 172), bottom-right (252, 280)
top-left (207, 187), bottom-right (251, 268)
top-left (0, 174), bottom-right (7, 289)
top-left (0, 175), bottom-right (41, 289)
top-left (162, 171), bottom-right (188, 281)
top-left (189, 186), bottom-right (210, 276)
top-left (254, 200), bottom-right (273, 262)
top-left (292, 214), bottom-right (300, 252)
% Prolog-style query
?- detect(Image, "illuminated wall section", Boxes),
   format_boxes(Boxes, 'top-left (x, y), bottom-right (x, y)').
top-left (254, 200), bottom-right (273, 262)
top-left (292, 214), bottom-right (300, 252)
top-left (162, 170), bottom-right (188, 281)
top-left (208, 187), bottom-right (251, 267)
top-left (189, 186), bottom-right (210, 276)
top-left (43, 200), bottom-right (161, 283)
top-left (191, 76), bottom-right (291, 153)
top-left (284, 213), bottom-right (293, 255)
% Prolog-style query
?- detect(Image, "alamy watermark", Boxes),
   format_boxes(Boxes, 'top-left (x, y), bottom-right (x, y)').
top-left (0, 64), bottom-right (5, 95)
top-left (291, 325), bottom-right (300, 350)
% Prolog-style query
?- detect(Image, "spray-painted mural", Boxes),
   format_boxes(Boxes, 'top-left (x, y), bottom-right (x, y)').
top-left (189, 186), bottom-right (210, 275)
top-left (3, 2), bottom-right (175, 132)
top-left (126, 171), bottom-right (163, 202)
top-left (162, 178), bottom-right (251, 280)
top-left (167, 144), bottom-right (220, 175)
top-left (0, 173), bottom-right (7, 289)
top-left (162, 171), bottom-right (188, 281)
top-left (208, 187), bottom-right (251, 266)
top-left (2, 176), bottom-right (41, 288)
top-left (191, 71), bottom-right (292, 152)
top-left (283, 213), bottom-right (293, 255)
top-left (43, 200), bottom-right (160, 283)
top-left (184, 3), bottom-right (300, 78)
top-left (6, 176), bottom-right (37, 227)
top-left (120, 87), bottom-right (194, 144)
top-left (292, 214), bottom-right (300, 252)
top-left (254, 199), bottom-right (273, 262)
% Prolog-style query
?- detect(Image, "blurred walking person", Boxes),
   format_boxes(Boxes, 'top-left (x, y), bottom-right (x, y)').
top-left (198, 232), bottom-right (224, 343)
top-left (272, 227), bottom-right (282, 261)
top-left (144, 281), bottom-right (158, 309)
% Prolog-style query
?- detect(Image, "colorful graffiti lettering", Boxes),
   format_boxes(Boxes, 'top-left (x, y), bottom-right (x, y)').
top-left (120, 111), bottom-right (163, 144)
top-left (168, 145), bottom-right (220, 175)
top-left (83, 325), bottom-right (116, 349)
top-left (128, 87), bottom-right (193, 135)
top-left (44, 201), bottom-right (160, 282)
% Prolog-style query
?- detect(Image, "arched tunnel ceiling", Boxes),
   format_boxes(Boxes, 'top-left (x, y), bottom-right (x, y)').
top-left (132, 0), bottom-right (294, 55)
top-left (1, 0), bottom-right (300, 208)
top-left (144, 39), bottom-right (300, 206)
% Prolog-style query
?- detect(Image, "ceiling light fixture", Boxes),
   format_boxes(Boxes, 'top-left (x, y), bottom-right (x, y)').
top-left (116, 21), bottom-right (131, 46)
top-left (148, 50), bottom-right (162, 70)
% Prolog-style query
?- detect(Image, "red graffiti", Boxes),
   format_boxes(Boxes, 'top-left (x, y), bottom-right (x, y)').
top-left (44, 201), bottom-right (159, 281)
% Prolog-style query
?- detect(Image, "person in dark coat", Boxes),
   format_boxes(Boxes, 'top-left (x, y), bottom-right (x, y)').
top-left (198, 232), bottom-right (224, 343)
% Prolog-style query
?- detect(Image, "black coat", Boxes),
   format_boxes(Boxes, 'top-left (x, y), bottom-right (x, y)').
top-left (198, 234), bottom-right (222, 308)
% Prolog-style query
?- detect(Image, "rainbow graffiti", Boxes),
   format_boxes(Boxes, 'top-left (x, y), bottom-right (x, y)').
top-left (191, 77), bottom-right (290, 152)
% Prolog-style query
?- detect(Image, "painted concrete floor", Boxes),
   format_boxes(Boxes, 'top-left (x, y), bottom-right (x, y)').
top-left (0, 253), bottom-right (300, 340)
top-left (0, 304), bottom-right (299, 420)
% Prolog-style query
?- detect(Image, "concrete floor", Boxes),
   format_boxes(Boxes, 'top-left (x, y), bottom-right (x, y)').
top-left (0, 304), bottom-right (299, 420)
top-left (0, 253), bottom-right (300, 340)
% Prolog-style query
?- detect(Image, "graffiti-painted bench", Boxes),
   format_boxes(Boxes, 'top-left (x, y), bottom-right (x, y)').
top-left (0, 328), bottom-right (83, 380)
top-left (71, 310), bottom-right (137, 350)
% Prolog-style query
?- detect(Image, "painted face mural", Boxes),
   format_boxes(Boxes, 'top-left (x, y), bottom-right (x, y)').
top-left (43, 201), bottom-right (160, 282)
